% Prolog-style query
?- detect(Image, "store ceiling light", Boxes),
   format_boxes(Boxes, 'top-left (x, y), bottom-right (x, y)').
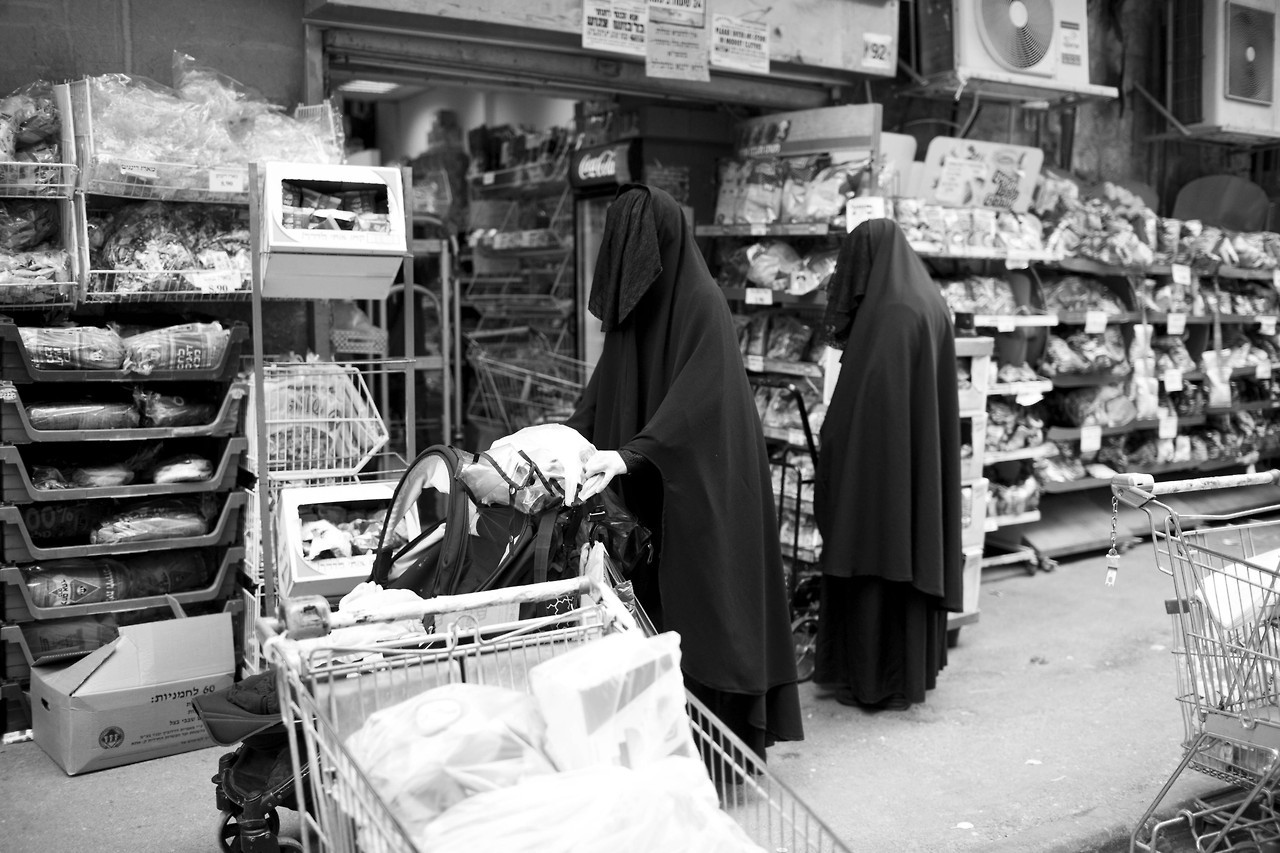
top-left (338, 80), bottom-right (401, 95)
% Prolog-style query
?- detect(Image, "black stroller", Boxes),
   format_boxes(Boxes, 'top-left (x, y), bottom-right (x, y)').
top-left (194, 441), bottom-right (652, 853)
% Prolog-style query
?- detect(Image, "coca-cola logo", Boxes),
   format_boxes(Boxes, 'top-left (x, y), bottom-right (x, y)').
top-left (577, 148), bottom-right (618, 182)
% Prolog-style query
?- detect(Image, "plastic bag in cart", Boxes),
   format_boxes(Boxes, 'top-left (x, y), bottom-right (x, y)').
top-left (415, 756), bottom-right (765, 853)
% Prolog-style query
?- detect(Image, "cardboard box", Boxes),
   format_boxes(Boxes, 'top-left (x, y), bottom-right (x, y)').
top-left (277, 483), bottom-right (421, 601)
top-left (31, 612), bottom-right (234, 775)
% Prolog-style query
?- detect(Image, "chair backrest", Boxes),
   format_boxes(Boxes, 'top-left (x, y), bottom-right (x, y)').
top-left (1172, 175), bottom-right (1271, 232)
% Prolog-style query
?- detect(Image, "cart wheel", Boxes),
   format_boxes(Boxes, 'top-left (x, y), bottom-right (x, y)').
top-left (216, 809), bottom-right (282, 853)
top-left (792, 615), bottom-right (819, 682)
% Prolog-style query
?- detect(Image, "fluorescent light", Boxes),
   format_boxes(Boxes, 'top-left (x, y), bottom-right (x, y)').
top-left (338, 80), bottom-right (401, 95)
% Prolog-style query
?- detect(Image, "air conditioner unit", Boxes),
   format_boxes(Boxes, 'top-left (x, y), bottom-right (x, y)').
top-left (916, 0), bottom-right (1102, 97)
top-left (1168, 0), bottom-right (1279, 138)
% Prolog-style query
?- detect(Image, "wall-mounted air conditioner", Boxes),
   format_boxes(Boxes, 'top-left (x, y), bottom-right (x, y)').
top-left (915, 0), bottom-right (1113, 101)
top-left (1167, 0), bottom-right (1279, 139)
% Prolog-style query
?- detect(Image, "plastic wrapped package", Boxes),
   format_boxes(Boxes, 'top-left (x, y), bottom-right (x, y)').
top-left (803, 161), bottom-right (865, 222)
top-left (134, 389), bottom-right (216, 427)
top-left (779, 156), bottom-right (822, 223)
top-left (713, 159), bottom-right (749, 225)
top-left (937, 279), bottom-right (975, 314)
top-left (458, 423), bottom-right (595, 511)
top-left (26, 401), bottom-right (141, 432)
top-left (1034, 442), bottom-right (1086, 484)
top-left (0, 199), bottom-right (58, 251)
top-left (342, 682), bottom-right (557, 838)
top-left (19, 325), bottom-right (127, 370)
top-left (0, 81), bottom-right (60, 159)
top-left (122, 321), bottom-right (230, 375)
top-left (1052, 383), bottom-right (1137, 428)
top-left (765, 315), bottom-right (813, 362)
top-left (91, 498), bottom-right (212, 544)
top-left (151, 454), bottom-right (215, 484)
top-left (738, 159), bottom-right (784, 225)
top-left (22, 551), bottom-right (209, 607)
top-left (528, 630), bottom-right (697, 772)
top-left (744, 241), bottom-right (803, 289)
top-left (0, 250), bottom-right (74, 301)
top-left (1040, 276), bottom-right (1126, 314)
top-left (965, 276), bottom-right (1019, 315)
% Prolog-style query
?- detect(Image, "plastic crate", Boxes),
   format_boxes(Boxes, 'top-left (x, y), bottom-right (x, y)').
top-left (0, 377), bottom-right (245, 444)
top-left (1, 546), bottom-right (243, 622)
top-left (0, 490), bottom-right (246, 562)
top-left (63, 80), bottom-right (340, 204)
top-left (0, 318), bottom-right (249, 384)
top-left (0, 436), bottom-right (246, 503)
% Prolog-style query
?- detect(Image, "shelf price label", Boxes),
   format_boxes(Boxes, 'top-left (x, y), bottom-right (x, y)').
top-left (1172, 264), bottom-right (1193, 285)
top-left (1084, 311), bottom-right (1108, 334)
top-left (1158, 415), bottom-right (1178, 440)
top-left (1261, 315), bottom-right (1278, 336)
top-left (1004, 251), bottom-right (1030, 271)
top-left (208, 168), bottom-right (247, 194)
top-left (744, 287), bottom-right (773, 305)
top-left (1163, 369), bottom-right (1184, 392)
top-left (995, 316), bottom-right (1016, 332)
top-left (749, 222), bottom-right (768, 236)
top-left (1258, 362), bottom-right (1274, 380)
top-left (1079, 425), bottom-right (1103, 453)
top-left (1166, 312), bottom-right (1187, 335)
top-left (481, 171), bottom-right (495, 186)
top-left (745, 354), bottom-right (765, 372)
top-left (1273, 269), bottom-right (1280, 288)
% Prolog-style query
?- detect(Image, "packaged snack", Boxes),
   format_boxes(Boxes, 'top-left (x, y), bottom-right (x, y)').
top-left (134, 389), bottom-right (217, 427)
top-left (122, 321), bottom-right (231, 375)
top-left (803, 161), bottom-right (865, 222)
top-left (23, 551), bottom-right (210, 607)
top-left (18, 325), bottom-right (127, 370)
top-left (1158, 218), bottom-right (1183, 263)
top-left (151, 453), bottom-right (215, 484)
top-left (765, 315), bottom-right (814, 362)
top-left (26, 401), bottom-right (141, 432)
top-left (738, 159), bottom-right (784, 225)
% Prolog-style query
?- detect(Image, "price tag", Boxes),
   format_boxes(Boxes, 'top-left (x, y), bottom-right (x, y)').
top-left (788, 269), bottom-right (818, 295)
top-left (1172, 264), bottom-right (1192, 285)
top-left (185, 270), bottom-right (244, 292)
top-left (1166, 312), bottom-right (1187, 335)
top-left (0, 385), bottom-right (16, 402)
top-left (1261, 315), bottom-right (1278, 336)
top-left (1004, 255), bottom-right (1030, 270)
top-left (1273, 269), bottom-right (1280, 288)
top-left (744, 287), bottom-right (773, 305)
top-left (749, 222), bottom-right (769, 236)
top-left (1080, 425), bottom-right (1103, 453)
top-left (119, 161), bottom-right (158, 179)
top-left (1258, 362), bottom-right (1274, 380)
top-left (482, 171), bottom-right (495, 186)
top-left (860, 32), bottom-right (894, 71)
top-left (1163, 368), bottom-right (1184, 393)
top-left (1084, 311), bottom-right (1108, 334)
top-left (845, 197), bottom-right (886, 233)
top-left (208, 168), bottom-right (247, 194)
top-left (745, 354), bottom-right (765, 372)
top-left (1158, 415), bottom-right (1178, 440)
top-left (1015, 391), bottom-right (1044, 407)
top-left (995, 316), bottom-right (1016, 332)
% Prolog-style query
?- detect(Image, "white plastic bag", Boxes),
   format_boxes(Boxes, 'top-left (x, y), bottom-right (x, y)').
top-left (1197, 547), bottom-right (1280, 632)
top-left (343, 682), bottom-right (557, 838)
top-left (416, 756), bottom-right (766, 853)
top-left (529, 630), bottom-right (698, 771)
top-left (459, 423), bottom-right (596, 510)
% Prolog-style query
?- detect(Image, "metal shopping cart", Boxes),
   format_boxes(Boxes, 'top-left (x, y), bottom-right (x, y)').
top-left (465, 327), bottom-right (588, 435)
top-left (1112, 469), bottom-right (1280, 852)
top-left (262, 564), bottom-right (850, 853)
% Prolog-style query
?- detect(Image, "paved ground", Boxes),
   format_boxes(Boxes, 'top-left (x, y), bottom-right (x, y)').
top-left (0, 542), bottom-right (1260, 852)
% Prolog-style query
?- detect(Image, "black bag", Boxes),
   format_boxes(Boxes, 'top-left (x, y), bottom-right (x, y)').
top-left (367, 445), bottom-right (652, 617)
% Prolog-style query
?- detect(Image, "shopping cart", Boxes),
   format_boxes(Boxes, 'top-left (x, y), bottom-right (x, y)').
top-left (262, 564), bottom-right (850, 853)
top-left (1112, 469), bottom-right (1280, 852)
top-left (464, 328), bottom-right (587, 434)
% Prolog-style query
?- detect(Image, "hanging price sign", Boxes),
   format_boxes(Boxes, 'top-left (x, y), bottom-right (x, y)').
top-left (1163, 369), bottom-right (1184, 392)
top-left (1172, 264), bottom-right (1192, 285)
top-left (1166, 312), bottom-right (1187, 335)
top-left (745, 354), bottom-right (765, 372)
top-left (1258, 362), bottom-right (1274, 380)
top-left (1080, 425), bottom-right (1103, 453)
top-left (744, 288), bottom-right (773, 305)
top-left (1084, 311), bottom-right (1108, 334)
top-left (1158, 415), bottom-right (1178, 440)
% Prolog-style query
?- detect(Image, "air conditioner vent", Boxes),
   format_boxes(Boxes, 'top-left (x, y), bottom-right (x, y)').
top-left (1226, 2), bottom-right (1275, 104)
top-left (978, 0), bottom-right (1056, 71)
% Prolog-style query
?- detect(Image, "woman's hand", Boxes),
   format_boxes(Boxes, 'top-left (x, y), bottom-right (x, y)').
top-left (576, 450), bottom-right (627, 501)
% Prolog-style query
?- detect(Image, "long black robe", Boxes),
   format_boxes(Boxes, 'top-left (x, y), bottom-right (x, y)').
top-left (813, 218), bottom-right (963, 706)
top-left (565, 184), bottom-right (803, 755)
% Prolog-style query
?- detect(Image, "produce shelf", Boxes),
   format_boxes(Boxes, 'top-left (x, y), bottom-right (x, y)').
top-left (0, 490), bottom-right (246, 563)
top-left (984, 444), bottom-right (1057, 464)
top-left (0, 378), bottom-right (246, 444)
top-left (1046, 416), bottom-right (1207, 443)
top-left (1, 546), bottom-right (242, 622)
top-left (84, 269), bottom-right (252, 302)
top-left (0, 436), bottom-right (246, 503)
top-left (0, 162), bottom-right (78, 199)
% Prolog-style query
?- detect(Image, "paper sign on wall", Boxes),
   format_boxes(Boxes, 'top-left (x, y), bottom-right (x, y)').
top-left (646, 22), bottom-right (709, 81)
top-left (711, 14), bottom-right (769, 74)
top-left (583, 0), bottom-right (648, 57)
top-left (649, 0), bottom-right (705, 28)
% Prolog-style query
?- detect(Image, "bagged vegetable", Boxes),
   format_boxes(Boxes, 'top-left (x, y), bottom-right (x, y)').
top-left (19, 325), bottom-right (127, 370)
top-left (0, 199), bottom-right (58, 251)
top-left (151, 453), bottom-right (215, 484)
top-left (134, 388), bottom-right (217, 427)
top-left (27, 401), bottom-right (141, 432)
top-left (91, 498), bottom-right (212, 544)
top-left (123, 321), bottom-right (231, 375)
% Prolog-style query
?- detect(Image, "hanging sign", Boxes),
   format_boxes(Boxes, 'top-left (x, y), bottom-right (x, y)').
top-left (1166, 312), bottom-right (1186, 335)
top-left (648, 0), bottom-right (705, 28)
top-left (568, 140), bottom-right (641, 192)
top-left (860, 32), bottom-right (895, 72)
top-left (583, 0), bottom-right (648, 57)
top-left (646, 22), bottom-right (710, 81)
top-left (710, 14), bottom-right (769, 74)
top-left (919, 138), bottom-right (1044, 212)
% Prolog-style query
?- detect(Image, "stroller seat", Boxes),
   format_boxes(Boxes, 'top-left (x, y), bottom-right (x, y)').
top-left (194, 670), bottom-right (283, 747)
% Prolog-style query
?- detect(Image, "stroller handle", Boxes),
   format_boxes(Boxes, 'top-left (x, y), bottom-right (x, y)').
top-left (1112, 470), bottom-right (1280, 508)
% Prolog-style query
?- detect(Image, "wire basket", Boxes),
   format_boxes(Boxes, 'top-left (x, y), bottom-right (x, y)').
top-left (329, 328), bottom-right (389, 355)
top-left (0, 162), bottom-right (77, 198)
top-left (246, 359), bottom-right (392, 481)
top-left (85, 268), bottom-right (252, 302)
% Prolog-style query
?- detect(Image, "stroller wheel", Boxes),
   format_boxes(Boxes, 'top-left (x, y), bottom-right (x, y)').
top-left (216, 808), bottom-right (282, 853)
top-left (792, 615), bottom-right (819, 683)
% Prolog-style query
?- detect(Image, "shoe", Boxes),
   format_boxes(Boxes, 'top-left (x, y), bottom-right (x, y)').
top-left (833, 688), bottom-right (911, 711)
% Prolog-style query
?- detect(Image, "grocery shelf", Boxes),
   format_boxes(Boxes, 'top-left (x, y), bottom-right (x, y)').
top-left (0, 281), bottom-right (77, 311)
top-left (972, 314), bottom-right (1059, 329)
top-left (0, 436), bottom-right (246, 503)
top-left (986, 510), bottom-right (1042, 530)
top-left (1047, 371), bottom-right (1136, 388)
top-left (723, 287), bottom-right (827, 307)
top-left (468, 164), bottom-right (566, 200)
top-left (0, 319), bottom-right (249, 384)
top-left (696, 222), bottom-right (833, 238)
top-left (0, 162), bottom-right (78, 199)
top-left (916, 247), bottom-right (1059, 264)
top-left (1056, 311), bottom-right (1140, 326)
top-left (1, 546), bottom-right (242, 622)
top-left (1040, 455), bottom-right (1259, 494)
top-left (84, 269), bottom-right (252, 302)
top-left (744, 356), bottom-right (823, 378)
top-left (985, 444), bottom-right (1057, 464)
top-left (1050, 255), bottom-right (1279, 282)
top-left (989, 379), bottom-right (1055, 397)
top-left (0, 378), bottom-right (246, 444)
top-left (1046, 415), bottom-right (1207, 443)
top-left (0, 491), bottom-right (246, 562)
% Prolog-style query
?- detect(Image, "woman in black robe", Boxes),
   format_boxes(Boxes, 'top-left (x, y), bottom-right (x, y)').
top-left (566, 183), bottom-right (803, 758)
top-left (813, 218), bottom-right (963, 710)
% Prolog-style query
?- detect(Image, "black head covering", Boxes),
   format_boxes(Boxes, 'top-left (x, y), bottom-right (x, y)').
top-left (815, 218), bottom-right (963, 608)
top-left (587, 187), bottom-right (663, 331)
top-left (566, 184), bottom-right (803, 749)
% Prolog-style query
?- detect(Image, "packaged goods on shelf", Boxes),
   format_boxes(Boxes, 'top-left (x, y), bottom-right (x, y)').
top-left (1035, 442), bottom-right (1088, 484)
top-left (0, 198), bottom-right (58, 250)
top-left (121, 321), bottom-right (230, 375)
top-left (18, 325), bottom-right (126, 370)
top-left (1050, 383), bottom-right (1137, 429)
top-left (986, 399), bottom-right (1046, 453)
top-left (26, 400), bottom-right (140, 431)
top-left (22, 550), bottom-right (211, 608)
top-left (1040, 275), bottom-right (1127, 314)
top-left (1040, 328), bottom-right (1129, 377)
top-left (714, 154), bottom-right (867, 227)
top-left (756, 382), bottom-right (825, 434)
top-left (937, 276), bottom-right (1020, 316)
top-left (990, 470), bottom-right (1041, 516)
top-left (0, 81), bottom-right (70, 196)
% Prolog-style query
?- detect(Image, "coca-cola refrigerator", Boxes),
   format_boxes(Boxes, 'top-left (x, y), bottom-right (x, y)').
top-left (569, 139), bottom-right (644, 369)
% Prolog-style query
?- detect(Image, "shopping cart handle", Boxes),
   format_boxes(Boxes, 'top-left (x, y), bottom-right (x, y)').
top-left (1112, 470), bottom-right (1280, 508)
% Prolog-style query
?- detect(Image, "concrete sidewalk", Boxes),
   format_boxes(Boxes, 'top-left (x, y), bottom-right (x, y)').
top-left (0, 546), bottom-right (1234, 852)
